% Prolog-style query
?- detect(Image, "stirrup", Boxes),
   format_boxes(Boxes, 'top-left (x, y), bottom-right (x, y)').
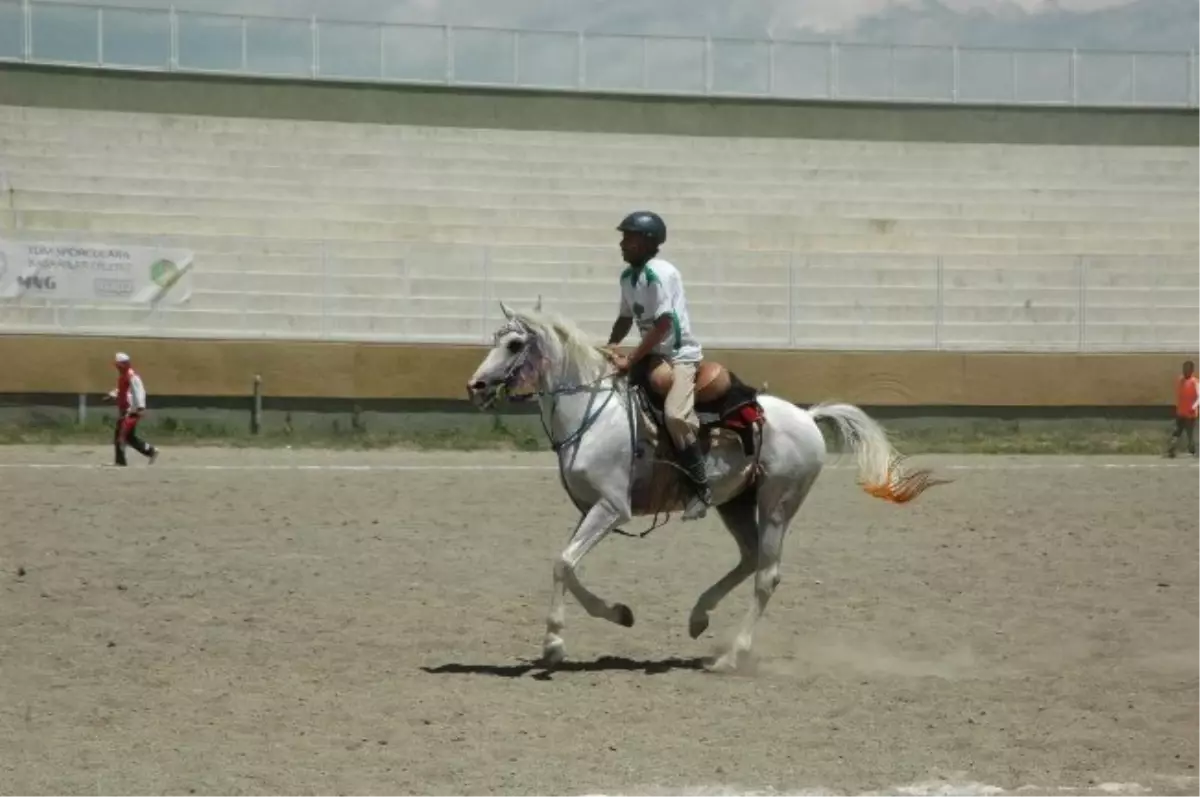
top-left (675, 442), bottom-right (711, 520)
top-left (682, 493), bottom-right (710, 520)
top-left (680, 474), bottom-right (712, 521)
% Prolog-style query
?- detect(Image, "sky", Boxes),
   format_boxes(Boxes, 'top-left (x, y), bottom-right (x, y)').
top-left (0, 0), bottom-right (1195, 104)
top-left (10, 0), bottom-right (1195, 48)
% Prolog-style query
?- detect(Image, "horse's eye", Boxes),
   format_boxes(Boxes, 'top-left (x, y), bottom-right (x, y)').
top-left (507, 339), bottom-right (524, 354)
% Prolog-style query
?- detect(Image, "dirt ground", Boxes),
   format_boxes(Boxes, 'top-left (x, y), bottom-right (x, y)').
top-left (0, 445), bottom-right (1196, 796)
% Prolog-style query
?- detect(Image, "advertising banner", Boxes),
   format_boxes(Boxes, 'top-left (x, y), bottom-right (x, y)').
top-left (0, 237), bottom-right (194, 305)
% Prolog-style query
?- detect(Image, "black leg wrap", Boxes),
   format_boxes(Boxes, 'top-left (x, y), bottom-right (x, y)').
top-left (676, 442), bottom-right (712, 503)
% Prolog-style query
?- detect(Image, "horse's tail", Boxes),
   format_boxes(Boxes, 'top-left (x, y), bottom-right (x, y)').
top-left (806, 401), bottom-right (946, 504)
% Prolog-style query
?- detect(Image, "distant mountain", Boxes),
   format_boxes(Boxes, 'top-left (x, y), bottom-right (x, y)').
top-left (25, 0), bottom-right (1199, 51)
top-left (843, 0), bottom-right (1198, 50)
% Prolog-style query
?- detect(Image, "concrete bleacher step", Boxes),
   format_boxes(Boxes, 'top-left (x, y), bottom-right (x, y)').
top-left (195, 284), bottom-right (1186, 317)
top-left (1083, 267), bottom-right (1200, 289)
top-left (197, 270), bottom-right (428, 294)
top-left (6, 147), bottom-right (1193, 198)
top-left (789, 289), bottom-right (939, 308)
top-left (194, 273), bottom-right (327, 294)
top-left (1, 298), bottom-right (1189, 351)
top-left (12, 190), bottom-right (1197, 243)
top-left (935, 325), bottom-right (1083, 348)
top-left (790, 321), bottom-right (939, 346)
top-left (5, 230), bottom-right (1197, 277)
top-left (791, 304), bottom-right (938, 324)
top-left (942, 305), bottom-right (1082, 324)
top-left (1085, 305), bottom-right (1198, 325)
top-left (9, 172), bottom-right (1196, 223)
top-left (1076, 325), bottom-right (1198, 348)
top-left (15, 210), bottom-right (1196, 255)
top-left (1, 102), bottom-right (1195, 352)
top-left (16, 175), bottom-right (1200, 230)
top-left (7, 161), bottom-right (1196, 217)
top-left (191, 291), bottom-right (326, 315)
top-left (0, 302), bottom-right (501, 342)
top-left (1086, 288), bottom-right (1199, 308)
top-left (3, 121), bottom-right (1192, 184)
top-left (4, 132), bottom-right (1195, 186)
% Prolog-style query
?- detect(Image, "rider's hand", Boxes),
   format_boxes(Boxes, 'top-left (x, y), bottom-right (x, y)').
top-left (611, 354), bottom-right (631, 373)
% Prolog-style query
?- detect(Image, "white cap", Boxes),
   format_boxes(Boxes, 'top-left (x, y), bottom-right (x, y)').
top-left (115, 352), bottom-right (130, 363)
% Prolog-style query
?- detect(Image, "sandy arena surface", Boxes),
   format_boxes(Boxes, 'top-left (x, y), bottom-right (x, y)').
top-left (0, 445), bottom-right (1196, 796)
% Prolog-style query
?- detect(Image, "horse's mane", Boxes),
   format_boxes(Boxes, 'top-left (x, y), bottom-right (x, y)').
top-left (510, 307), bottom-right (609, 379)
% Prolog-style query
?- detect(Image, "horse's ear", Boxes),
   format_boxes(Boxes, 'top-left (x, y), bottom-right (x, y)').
top-left (533, 294), bottom-right (543, 312)
top-left (498, 300), bottom-right (514, 320)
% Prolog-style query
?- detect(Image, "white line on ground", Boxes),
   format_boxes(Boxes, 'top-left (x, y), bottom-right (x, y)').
top-left (0, 461), bottom-right (1194, 472)
top-left (0, 463), bottom-right (554, 471)
top-left (608, 775), bottom-right (1200, 797)
top-left (576, 782), bottom-right (1156, 797)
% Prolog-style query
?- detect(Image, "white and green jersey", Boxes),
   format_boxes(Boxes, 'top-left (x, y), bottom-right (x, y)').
top-left (617, 257), bottom-right (702, 364)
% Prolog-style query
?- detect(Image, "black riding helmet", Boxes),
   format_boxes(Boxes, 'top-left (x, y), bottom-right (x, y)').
top-left (617, 211), bottom-right (667, 245)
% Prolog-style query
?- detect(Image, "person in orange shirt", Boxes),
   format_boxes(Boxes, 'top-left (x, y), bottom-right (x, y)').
top-left (1166, 359), bottom-right (1198, 458)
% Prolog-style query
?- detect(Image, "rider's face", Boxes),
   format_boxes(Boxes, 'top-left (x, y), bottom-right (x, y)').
top-left (620, 231), bottom-right (651, 264)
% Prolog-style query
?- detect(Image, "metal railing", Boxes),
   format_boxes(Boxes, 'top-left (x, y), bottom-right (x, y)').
top-left (1, 229), bottom-right (1196, 353)
top-left (0, 0), bottom-right (1196, 108)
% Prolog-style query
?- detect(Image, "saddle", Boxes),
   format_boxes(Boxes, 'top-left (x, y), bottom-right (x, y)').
top-left (629, 355), bottom-right (764, 457)
top-left (619, 354), bottom-right (766, 518)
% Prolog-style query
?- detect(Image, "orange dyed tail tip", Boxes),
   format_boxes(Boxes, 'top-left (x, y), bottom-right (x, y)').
top-left (862, 463), bottom-right (951, 504)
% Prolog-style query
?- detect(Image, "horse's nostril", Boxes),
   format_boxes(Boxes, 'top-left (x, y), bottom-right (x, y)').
top-left (468, 380), bottom-right (486, 391)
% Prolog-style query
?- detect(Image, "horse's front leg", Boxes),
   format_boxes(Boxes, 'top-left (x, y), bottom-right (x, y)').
top-left (543, 497), bottom-right (633, 665)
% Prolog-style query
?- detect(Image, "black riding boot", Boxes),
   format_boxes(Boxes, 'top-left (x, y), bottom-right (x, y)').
top-left (676, 442), bottom-right (712, 520)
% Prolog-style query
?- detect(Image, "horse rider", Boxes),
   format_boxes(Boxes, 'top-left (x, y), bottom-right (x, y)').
top-left (605, 210), bottom-right (712, 520)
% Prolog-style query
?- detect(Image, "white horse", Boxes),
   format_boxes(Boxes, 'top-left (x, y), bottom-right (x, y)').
top-left (466, 300), bottom-right (943, 672)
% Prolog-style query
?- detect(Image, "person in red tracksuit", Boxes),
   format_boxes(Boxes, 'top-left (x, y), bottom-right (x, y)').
top-left (105, 352), bottom-right (158, 467)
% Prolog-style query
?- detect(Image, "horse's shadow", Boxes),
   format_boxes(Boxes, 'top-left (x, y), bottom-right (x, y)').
top-left (420, 655), bottom-right (707, 680)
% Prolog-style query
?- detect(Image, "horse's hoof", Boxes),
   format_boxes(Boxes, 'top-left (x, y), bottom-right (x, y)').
top-left (541, 641), bottom-right (566, 666)
top-left (704, 644), bottom-right (750, 674)
top-left (688, 614), bottom-right (709, 639)
top-left (614, 603), bottom-right (635, 628)
top-left (704, 653), bottom-right (738, 674)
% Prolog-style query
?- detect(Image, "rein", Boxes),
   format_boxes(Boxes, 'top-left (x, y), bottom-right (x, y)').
top-left (487, 320), bottom-right (676, 539)
top-left (505, 370), bottom-right (621, 453)
top-left (482, 318), bottom-right (769, 541)
top-left (489, 319), bottom-right (624, 453)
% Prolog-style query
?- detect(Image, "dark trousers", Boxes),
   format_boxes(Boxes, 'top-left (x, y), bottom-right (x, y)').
top-left (1167, 416), bottom-right (1196, 457)
top-left (114, 415), bottom-right (154, 465)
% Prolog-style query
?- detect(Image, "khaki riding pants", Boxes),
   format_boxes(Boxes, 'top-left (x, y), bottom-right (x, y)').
top-left (663, 361), bottom-right (700, 451)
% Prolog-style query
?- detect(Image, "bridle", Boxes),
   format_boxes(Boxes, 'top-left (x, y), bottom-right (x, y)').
top-left (479, 319), bottom-right (624, 453)
top-left (476, 317), bottom-right (680, 539)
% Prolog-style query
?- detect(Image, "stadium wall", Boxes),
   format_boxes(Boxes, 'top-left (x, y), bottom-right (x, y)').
top-left (0, 333), bottom-right (1192, 409)
top-left (1, 63), bottom-right (1195, 146)
top-left (0, 63), bottom-right (1196, 413)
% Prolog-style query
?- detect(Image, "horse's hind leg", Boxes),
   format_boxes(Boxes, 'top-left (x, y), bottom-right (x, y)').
top-left (708, 474), bottom-right (816, 674)
top-left (688, 488), bottom-right (758, 640)
top-left (543, 498), bottom-right (633, 665)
